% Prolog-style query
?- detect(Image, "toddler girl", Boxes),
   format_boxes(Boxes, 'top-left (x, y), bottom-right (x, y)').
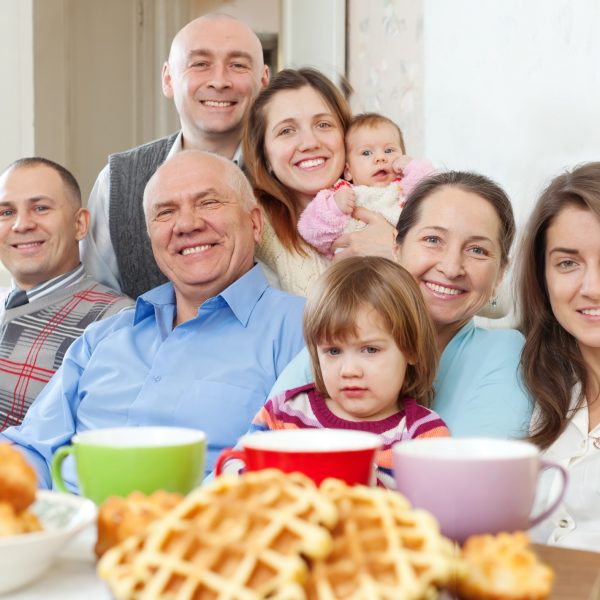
top-left (249, 256), bottom-right (449, 488)
top-left (297, 113), bottom-right (435, 257)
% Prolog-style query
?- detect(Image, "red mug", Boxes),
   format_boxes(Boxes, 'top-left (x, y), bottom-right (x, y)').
top-left (215, 429), bottom-right (381, 485)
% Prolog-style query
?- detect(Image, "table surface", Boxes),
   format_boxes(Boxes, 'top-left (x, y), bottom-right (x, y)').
top-left (6, 529), bottom-right (600, 599)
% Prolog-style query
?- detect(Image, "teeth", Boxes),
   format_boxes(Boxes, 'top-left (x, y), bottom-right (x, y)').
top-left (202, 100), bottom-right (232, 107)
top-left (426, 282), bottom-right (462, 296)
top-left (297, 158), bottom-right (325, 169)
top-left (14, 242), bottom-right (42, 249)
top-left (581, 309), bottom-right (600, 316)
top-left (181, 244), bottom-right (212, 256)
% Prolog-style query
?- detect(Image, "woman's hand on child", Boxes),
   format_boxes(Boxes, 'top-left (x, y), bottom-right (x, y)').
top-left (332, 207), bottom-right (398, 261)
top-left (334, 187), bottom-right (356, 215)
top-left (392, 155), bottom-right (413, 175)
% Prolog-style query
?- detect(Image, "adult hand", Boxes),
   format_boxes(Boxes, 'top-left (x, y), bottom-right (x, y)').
top-left (331, 207), bottom-right (398, 261)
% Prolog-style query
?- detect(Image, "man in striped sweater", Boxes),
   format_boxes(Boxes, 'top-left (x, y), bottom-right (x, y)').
top-left (0, 157), bottom-right (133, 429)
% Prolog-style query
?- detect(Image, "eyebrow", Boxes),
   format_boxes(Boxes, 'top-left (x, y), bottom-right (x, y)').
top-left (548, 246), bottom-right (579, 255)
top-left (417, 226), bottom-right (494, 244)
top-left (0, 195), bottom-right (54, 206)
top-left (270, 112), bottom-right (333, 133)
top-left (187, 49), bottom-right (254, 63)
top-left (151, 188), bottom-right (225, 212)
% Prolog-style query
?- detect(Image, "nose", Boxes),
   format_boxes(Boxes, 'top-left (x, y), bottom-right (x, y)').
top-left (297, 127), bottom-right (320, 152)
top-left (340, 353), bottom-right (362, 378)
top-left (581, 265), bottom-right (600, 299)
top-left (172, 205), bottom-right (204, 235)
top-left (374, 150), bottom-right (389, 163)
top-left (436, 246), bottom-right (465, 279)
top-left (206, 63), bottom-right (232, 91)
top-left (11, 211), bottom-right (36, 233)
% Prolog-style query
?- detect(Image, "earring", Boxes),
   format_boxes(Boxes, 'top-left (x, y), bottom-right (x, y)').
top-left (489, 296), bottom-right (498, 308)
top-left (267, 164), bottom-right (273, 174)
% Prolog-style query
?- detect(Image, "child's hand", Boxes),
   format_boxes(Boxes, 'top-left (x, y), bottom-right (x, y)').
top-left (334, 187), bottom-right (356, 215)
top-left (392, 155), bottom-right (413, 175)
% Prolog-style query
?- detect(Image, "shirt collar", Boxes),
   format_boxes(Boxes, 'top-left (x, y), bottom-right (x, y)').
top-left (174, 130), bottom-right (243, 168)
top-left (133, 265), bottom-right (269, 328)
top-left (10, 264), bottom-right (86, 303)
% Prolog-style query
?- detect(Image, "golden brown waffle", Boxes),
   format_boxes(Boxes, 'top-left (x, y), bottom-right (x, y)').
top-left (305, 478), bottom-right (457, 600)
top-left (98, 469), bottom-right (338, 599)
top-left (457, 531), bottom-right (554, 600)
top-left (95, 490), bottom-right (184, 558)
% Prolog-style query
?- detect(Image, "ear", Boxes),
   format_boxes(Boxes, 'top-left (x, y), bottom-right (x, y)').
top-left (162, 62), bottom-right (174, 99)
top-left (74, 208), bottom-right (90, 241)
top-left (343, 163), bottom-right (353, 182)
top-left (249, 206), bottom-right (263, 245)
top-left (492, 265), bottom-right (506, 297)
top-left (260, 65), bottom-right (270, 89)
top-left (392, 242), bottom-right (402, 264)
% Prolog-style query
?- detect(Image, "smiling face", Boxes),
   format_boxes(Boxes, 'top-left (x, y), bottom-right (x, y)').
top-left (263, 85), bottom-right (346, 208)
top-left (146, 152), bottom-right (262, 317)
top-left (318, 305), bottom-right (408, 421)
top-left (545, 204), bottom-right (600, 358)
top-left (162, 16), bottom-right (269, 147)
top-left (344, 122), bottom-right (404, 187)
top-left (397, 186), bottom-right (504, 347)
top-left (0, 165), bottom-right (88, 290)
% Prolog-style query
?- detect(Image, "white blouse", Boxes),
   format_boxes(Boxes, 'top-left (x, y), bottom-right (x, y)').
top-left (529, 386), bottom-right (600, 552)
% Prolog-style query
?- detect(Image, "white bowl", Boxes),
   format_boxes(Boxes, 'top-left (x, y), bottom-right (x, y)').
top-left (0, 490), bottom-right (97, 594)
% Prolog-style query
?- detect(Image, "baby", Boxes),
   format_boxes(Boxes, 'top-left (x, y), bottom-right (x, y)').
top-left (247, 256), bottom-right (449, 488)
top-left (298, 113), bottom-right (435, 256)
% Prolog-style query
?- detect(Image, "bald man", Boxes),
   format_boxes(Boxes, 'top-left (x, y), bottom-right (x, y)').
top-left (2, 151), bottom-right (304, 490)
top-left (82, 14), bottom-right (270, 298)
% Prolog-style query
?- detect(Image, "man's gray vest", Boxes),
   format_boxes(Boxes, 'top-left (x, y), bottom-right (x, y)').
top-left (108, 132), bottom-right (178, 299)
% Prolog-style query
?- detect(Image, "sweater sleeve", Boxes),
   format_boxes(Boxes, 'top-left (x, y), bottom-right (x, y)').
top-left (297, 188), bottom-right (349, 256)
top-left (399, 159), bottom-right (436, 200)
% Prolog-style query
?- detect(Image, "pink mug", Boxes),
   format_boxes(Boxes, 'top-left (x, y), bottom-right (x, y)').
top-left (215, 429), bottom-right (381, 485)
top-left (392, 438), bottom-right (568, 544)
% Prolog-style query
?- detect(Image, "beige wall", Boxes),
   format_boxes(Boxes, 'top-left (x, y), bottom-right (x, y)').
top-left (347, 0), bottom-right (424, 157)
top-left (191, 0), bottom-right (279, 34)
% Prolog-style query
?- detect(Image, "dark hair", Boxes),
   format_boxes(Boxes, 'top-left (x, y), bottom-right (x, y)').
top-left (518, 161), bottom-right (600, 449)
top-left (243, 67), bottom-right (352, 254)
top-left (396, 171), bottom-right (515, 269)
top-left (346, 112), bottom-right (406, 154)
top-left (3, 157), bottom-right (82, 207)
top-left (304, 256), bottom-right (438, 407)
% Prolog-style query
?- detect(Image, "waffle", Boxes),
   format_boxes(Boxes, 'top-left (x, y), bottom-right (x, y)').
top-left (98, 469), bottom-right (338, 599)
top-left (457, 531), bottom-right (554, 600)
top-left (305, 478), bottom-right (457, 600)
top-left (95, 490), bottom-right (184, 558)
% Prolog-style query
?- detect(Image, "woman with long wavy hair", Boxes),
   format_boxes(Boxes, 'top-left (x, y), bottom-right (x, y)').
top-left (518, 161), bottom-right (600, 551)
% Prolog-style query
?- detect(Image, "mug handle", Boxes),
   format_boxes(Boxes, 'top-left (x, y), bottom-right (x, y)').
top-left (528, 458), bottom-right (569, 528)
top-left (214, 448), bottom-right (246, 476)
top-left (51, 445), bottom-right (75, 493)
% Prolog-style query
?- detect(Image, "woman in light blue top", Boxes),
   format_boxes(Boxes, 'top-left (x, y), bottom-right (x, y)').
top-left (271, 171), bottom-right (532, 438)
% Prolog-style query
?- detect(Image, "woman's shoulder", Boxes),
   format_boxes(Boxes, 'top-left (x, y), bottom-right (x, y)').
top-left (464, 322), bottom-right (525, 353)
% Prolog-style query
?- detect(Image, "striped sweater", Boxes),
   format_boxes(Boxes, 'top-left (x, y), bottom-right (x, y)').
top-left (0, 277), bottom-right (133, 430)
top-left (249, 383), bottom-right (450, 488)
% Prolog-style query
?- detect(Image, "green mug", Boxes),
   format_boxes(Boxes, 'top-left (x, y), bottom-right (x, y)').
top-left (51, 426), bottom-right (206, 504)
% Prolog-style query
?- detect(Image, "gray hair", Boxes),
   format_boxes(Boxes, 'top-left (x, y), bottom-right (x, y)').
top-left (143, 150), bottom-right (257, 225)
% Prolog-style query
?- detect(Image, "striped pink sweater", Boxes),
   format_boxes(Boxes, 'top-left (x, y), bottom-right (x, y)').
top-left (249, 383), bottom-right (449, 488)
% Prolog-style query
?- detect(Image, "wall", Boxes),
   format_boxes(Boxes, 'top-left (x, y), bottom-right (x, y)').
top-left (424, 0), bottom-right (600, 229)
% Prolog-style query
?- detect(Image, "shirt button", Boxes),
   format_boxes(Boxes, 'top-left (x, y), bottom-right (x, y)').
top-left (559, 519), bottom-right (569, 528)
top-left (153, 375), bottom-right (162, 382)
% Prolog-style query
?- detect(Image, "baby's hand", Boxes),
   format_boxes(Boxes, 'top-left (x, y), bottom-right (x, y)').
top-left (334, 187), bottom-right (356, 215)
top-left (392, 155), bottom-right (413, 175)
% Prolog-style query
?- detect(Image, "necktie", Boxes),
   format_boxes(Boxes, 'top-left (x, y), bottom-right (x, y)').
top-left (5, 288), bottom-right (29, 309)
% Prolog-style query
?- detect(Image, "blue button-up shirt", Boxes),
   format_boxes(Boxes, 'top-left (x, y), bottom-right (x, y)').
top-left (1, 266), bottom-right (305, 490)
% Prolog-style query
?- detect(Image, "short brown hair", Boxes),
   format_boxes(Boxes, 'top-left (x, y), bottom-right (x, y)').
top-left (243, 68), bottom-right (352, 254)
top-left (518, 161), bottom-right (600, 448)
top-left (346, 113), bottom-right (406, 154)
top-left (304, 256), bottom-right (438, 406)
top-left (396, 171), bottom-right (515, 269)
top-left (3, 157), bottom-right (82, 208)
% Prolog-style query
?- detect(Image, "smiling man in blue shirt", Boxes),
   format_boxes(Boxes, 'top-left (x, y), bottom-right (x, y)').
top-left (0, 150), bottom-right (305, 490)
